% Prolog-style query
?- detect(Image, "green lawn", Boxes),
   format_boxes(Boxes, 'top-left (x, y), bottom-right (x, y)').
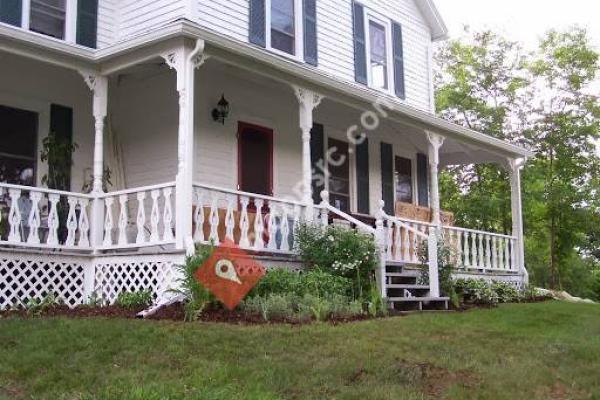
top-left (1, 301), bottom-right (599, 400)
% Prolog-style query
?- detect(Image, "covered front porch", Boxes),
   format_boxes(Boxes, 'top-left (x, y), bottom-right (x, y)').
top-left (0, 33), bottom-right (531, 308)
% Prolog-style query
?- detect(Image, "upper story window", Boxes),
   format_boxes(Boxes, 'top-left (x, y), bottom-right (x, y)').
top-left (30, 0), bottom-right (66, 39)
top-left (270, 0), bottom-right (296, 55)
top-left (249, 0), bottom-right (318, 66)
top-left (353, 2), bottom-right (405, 99)
top-left (368, 19), bottom-right (389, 91)
top-left (0, 0), bottom-right (98, 48)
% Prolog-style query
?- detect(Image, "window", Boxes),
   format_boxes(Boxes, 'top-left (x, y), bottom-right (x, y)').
top-left (271, 0), bottom-right (295, 55)
top-left (368, 20), bottom-right (388, 90)
top-left (394, 156), bottom-right (412, 204)
top-left (30, 0), bottom-right (66, 39)
top-left (0, 105), bottom-right (37, 186)
top-left (328, 138), bottom-right (350, 213)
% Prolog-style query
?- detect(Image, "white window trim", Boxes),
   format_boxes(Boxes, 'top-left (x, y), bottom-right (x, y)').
top-left (20, 0), bottom-right (77, 44)
top-left (364, 10), bottom-right (395, 96)
top-left (265, 0), bottom-right (304, 62)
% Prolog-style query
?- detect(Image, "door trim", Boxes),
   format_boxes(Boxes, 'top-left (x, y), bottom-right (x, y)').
top-left (237, 121), bottom-right (274, 196)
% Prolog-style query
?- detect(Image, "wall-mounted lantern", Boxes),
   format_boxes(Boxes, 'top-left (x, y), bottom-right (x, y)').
top-left (211, 94), bottom-right (230, 125)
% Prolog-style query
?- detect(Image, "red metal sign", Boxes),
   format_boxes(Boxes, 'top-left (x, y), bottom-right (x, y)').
top-left (195, 239), bottom-right (266, 310)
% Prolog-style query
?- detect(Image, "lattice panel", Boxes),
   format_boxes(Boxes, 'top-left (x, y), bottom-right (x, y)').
top-left (0, 255), bottom-right (86, 309)
top-left (94, 259), bottom-right (176, 305)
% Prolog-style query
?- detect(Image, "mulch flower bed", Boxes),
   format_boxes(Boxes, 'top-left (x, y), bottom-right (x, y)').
top-left (0, 302), bottom-right (381, 325)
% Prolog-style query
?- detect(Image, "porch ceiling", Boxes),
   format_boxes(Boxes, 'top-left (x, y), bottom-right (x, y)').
top-left (0, 19), bottom-right (533, 162)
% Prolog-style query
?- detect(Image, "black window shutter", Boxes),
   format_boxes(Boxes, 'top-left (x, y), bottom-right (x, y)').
top-left (352, 1), bottom-right (367, 85)
top-left (380, 142), bottom-right (394, 215)
top-left (303, 0), bottom-right (318, 66)
top-left (355, 138), bottom-right (370, 214)
top-left (49, 104), bottom-right (73, 191)
top-left (249, 0), bottom-right (266, 47)
top-left (310, 123), bottom-right (325, 204)
top-left (76, 0), bottom-right (98, 48)
top-left (416, 153), bottom-right (429, 207)
top-left (0, 0), bottom-right (22, 27)
top-left (392, 21), bottom-right (405, 99)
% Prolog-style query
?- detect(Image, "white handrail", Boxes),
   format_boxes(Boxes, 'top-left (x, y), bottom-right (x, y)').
top-left (0, 182), bottom-right (93, 199)
top-left (97, 182), bottom-right (176, 198)
top-left (323, 203), bottom-right (375, 234)
top-left (193, 182), bottom-right (307, 208)
top-left (383, 214), bottom-right (428, 239)
top-left (442, 225), bottom-right (516, 240)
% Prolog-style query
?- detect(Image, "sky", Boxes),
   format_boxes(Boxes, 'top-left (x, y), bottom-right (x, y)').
top-left (435, 0), bottom-right (600, 50)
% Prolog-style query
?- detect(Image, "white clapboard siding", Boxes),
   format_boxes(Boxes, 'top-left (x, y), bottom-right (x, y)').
top-left (117, 0), bottom-right (186, 41)
top-left (195, 0), bottom-right (434, 112)
top-left (97, 0), bottom-right (118, 48)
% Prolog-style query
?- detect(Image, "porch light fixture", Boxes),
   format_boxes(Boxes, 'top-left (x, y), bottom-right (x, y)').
top-left (212, 94), bottom-right (230, 125)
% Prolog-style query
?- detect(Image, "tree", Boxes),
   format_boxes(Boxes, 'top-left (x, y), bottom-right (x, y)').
top-left (435, 30), bottom-right (531, 234)
top-left (436, 27), bottom-right (600, 293)
top-left (526, 28), bottom-right (600, 288)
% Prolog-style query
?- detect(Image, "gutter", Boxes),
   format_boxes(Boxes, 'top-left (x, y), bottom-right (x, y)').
top-left (0, 20), bottom-right (533, 158)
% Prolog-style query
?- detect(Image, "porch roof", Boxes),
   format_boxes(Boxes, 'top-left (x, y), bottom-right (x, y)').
top-left (0, 19), bottom-right (533, 161)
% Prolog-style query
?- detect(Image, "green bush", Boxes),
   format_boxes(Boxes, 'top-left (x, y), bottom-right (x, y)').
top-left (251, 268), bottom-right (352, 299)
top-left (241, 293), bottom-right (365, 322)
top-left (294, 222), bottom-right (378, 299)
top-left (454, 279), bottom-right (523, 306)
top-left (23, 293), bottom-right (60, 317)
top-left (171, 245), bottom-right (215, 321)
top-left (115, 290), bottom-right (153, 309)
top-left (418, 241), bottom-right (457, 305)
top-left (491, 281), bottom-right (521, 303)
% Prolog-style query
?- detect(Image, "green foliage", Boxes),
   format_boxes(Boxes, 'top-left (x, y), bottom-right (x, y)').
top-left (171, 245), bottom-right (215, 321)
top-left (23, 293), bottom-right (60, 317)
top-left (418, 240), bottom-right (456, 299)
top-left (251, 268), bottom-right (352, 299)
top-left (454, 279), bottom-right (500, 306)
top-left (365, 285), bottom-right (387, 317)
top-left (294, 222), bottom-right (378, 299)
top-left (436, 27), bottom-right (600, 295)
top-left (115, 290), bottom-right (153, 309)
top-left (40, 132), bottom-right (78, 191)
top-left (242, 293), bottom-right (365, 322)
top-left (453, 279), bottom-right (523, 306)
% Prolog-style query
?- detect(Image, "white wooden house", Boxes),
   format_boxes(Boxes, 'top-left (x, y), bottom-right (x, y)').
top-left (0, 0), bottom-right (533, 311)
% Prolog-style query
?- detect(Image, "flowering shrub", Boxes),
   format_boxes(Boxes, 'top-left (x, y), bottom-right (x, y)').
top-left (294, 222), bottom-right (378, 299)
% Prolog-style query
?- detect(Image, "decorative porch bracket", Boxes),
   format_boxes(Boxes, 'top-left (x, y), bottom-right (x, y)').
top-left (505, 157), bottom-right (528, 286)
top-left (292, 85), bottom-right (324, 220)
top-left (161, 40), bottom-right (209, 253)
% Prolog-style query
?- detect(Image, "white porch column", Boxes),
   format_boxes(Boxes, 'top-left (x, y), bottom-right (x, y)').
top-left (508, 157), bottom-right (528, 285)
top-left (292, 85), bottom-right (323, 219)
top-left (162, 40), bottom-right (207, 253)
top-left (426, 131), bottom-right (445, 228)
top-left (80, 72), bottom-right (108, 255)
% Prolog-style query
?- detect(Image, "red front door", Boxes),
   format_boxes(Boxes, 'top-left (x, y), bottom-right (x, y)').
top-left (238, 122), bottom-right (273, 196)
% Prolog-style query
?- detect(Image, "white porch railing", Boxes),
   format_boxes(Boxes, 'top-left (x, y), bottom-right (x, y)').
top-left (383, 214), bottom-right (519, 273)
top-left (192, 183), bottom-right (307, 254)
top-left (0, 183), bottom-right (93, 251)
top-left (442, 226), bottom-right (518, 272)
top-left (97, 182), bottom-right (176, 250)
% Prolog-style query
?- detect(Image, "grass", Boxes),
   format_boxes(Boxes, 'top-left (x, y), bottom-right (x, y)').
top-left (0, 301), bottom-right (599, 399)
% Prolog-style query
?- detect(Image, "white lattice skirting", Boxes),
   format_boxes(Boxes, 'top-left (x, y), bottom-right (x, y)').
top-left (0, 251), bottom-right (184, 310)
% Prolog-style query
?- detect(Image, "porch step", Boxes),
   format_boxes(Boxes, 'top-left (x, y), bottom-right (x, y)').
top-left (386, 284), bottom-right (429, 290)
top-left (388, 297), bottom-right (450, 312)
